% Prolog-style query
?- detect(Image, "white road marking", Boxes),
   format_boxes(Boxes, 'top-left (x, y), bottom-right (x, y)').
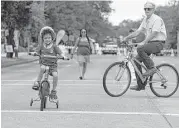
top-left (1, 110), bottom-right (179, 117)
top-left (1, 80), bottom-right (103, 82)
top-left (1, 84), bottom-right (103, 86)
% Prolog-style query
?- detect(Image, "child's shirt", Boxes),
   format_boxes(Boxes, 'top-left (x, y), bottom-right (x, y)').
top-left (36, 43), bottom-right (62, 66)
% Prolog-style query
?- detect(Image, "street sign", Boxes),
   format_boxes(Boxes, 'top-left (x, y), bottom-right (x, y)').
top-left (5, 45), bottom-right (13, 53)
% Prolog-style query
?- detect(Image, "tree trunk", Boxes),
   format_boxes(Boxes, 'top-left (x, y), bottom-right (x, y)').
top-left (6, 27), bottom-right (14, 58)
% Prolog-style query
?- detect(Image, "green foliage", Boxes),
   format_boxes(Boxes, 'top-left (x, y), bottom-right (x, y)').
top-left (44, 1), bottom-right (114, 43)
top-left (1, 1), bottom-right (32, 29)
top-left (155, 1), bottom-right (179, 48)
top-left (1, 1), bottom-right (115, 46)
top-left (115, 0), bottom-right (179, 49)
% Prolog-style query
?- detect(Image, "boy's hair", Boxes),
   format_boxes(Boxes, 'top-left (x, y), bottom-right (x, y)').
top-left (39, 26), bottom-right (56, 45)
top-left (41, 29), bottom-right (54, 40)
top-left (40, 26), bottom-right (56, 40)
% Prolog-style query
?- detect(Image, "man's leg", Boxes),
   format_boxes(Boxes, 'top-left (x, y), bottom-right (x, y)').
top-left (130, 55), bottom-right (145, 90)
top-left (137, 42), bottom-right (163, 76)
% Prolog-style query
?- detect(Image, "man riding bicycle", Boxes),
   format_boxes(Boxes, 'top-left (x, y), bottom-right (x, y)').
top-left (123, 1), bottom-right (167, 91)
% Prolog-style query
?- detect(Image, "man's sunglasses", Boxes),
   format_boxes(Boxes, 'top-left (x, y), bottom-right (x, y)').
top-left (144, 8), bottom-right (153, 11)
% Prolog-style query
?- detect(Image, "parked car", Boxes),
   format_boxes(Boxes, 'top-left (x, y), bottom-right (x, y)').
top-left (102, 42), bottom-right (118, 55)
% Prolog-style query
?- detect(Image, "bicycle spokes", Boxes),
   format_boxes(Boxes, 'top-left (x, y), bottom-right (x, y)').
top-left (115, 66), bottom-right (125, 81)
top-left (149, 63), bottom-right (179, 97)
top-left (103, 62), bottom-right (131, 97)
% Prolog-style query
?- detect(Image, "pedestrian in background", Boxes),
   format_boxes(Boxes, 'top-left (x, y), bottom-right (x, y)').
top-left (71, 29), bottom-right (95, 80)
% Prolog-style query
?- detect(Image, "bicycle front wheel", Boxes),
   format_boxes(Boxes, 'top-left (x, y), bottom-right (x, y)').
top-left (103, 62), bottom-right (131, 97)
top-left (40, 97), bottom-right (45, 111)
top-left (41, 81), bottom-right (50, 97)
top-left (149, 63), bottom-right (179, 97)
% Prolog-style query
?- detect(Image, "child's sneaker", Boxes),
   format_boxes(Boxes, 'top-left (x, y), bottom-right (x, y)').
top-left (50, 90), bottom-right (58, 99)
top-left (32, 81), bottom-right (40, 90)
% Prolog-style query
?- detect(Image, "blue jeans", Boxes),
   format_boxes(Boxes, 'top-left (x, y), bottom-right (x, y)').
top-left (134, 41), bottom-right (164, 87)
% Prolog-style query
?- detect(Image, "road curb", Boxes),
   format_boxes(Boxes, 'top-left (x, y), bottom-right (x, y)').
top-left (1, 59), bottom-right (38, 68)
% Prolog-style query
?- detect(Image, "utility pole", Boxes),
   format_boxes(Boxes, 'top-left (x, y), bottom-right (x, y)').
top-left (177, 28), bottom-right (179, 57)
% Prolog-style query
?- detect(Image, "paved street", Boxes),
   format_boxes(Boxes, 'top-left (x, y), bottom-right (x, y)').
top-left (1, 55), bottom-right (179, 128)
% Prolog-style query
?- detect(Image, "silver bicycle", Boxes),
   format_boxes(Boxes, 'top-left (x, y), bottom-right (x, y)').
top-left (103, 43), bottom-right (179, 97)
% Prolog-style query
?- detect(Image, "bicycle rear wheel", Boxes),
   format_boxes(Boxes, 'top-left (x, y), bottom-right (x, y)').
top-left (149, 63), bottom-right (179, 97)
top-left (103, 62), bottom-right (131, 97)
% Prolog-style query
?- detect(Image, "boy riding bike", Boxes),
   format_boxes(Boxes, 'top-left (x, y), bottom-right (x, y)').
top-left (32, 26), bottom-right (63, 99)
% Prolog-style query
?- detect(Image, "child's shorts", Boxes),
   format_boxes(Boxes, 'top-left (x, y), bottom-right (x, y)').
top-left (41, 64), bottom-right (57, 76)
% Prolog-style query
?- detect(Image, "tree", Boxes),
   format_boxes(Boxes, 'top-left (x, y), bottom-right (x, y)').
top-left (44, 1), bottom-right (114, 44)
top-left (155, 0), bottom-right (179, 49)
top-left (1, 1), bottom-right (32, 29)
top-left (1, 1), bottom-right (32, 57)
top-left (115, 0), bottom-right (179, 48)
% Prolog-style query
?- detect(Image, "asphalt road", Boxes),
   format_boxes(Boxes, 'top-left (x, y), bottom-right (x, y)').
top-left (1, 55), bottom-right (179, 128)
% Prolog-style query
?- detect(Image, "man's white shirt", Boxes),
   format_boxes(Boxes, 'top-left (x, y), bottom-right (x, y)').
top-left (138, 14), bottom-right (167, 41)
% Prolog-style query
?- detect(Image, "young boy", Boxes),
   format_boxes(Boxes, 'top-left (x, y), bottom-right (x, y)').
top-left (32, 26), bottom-right (62, 99)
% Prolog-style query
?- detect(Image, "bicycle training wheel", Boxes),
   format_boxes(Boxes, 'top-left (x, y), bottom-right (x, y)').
top-left (103, 62), bottom-right (131, 97)
top-left (149, 63), bottom-right (179, 97)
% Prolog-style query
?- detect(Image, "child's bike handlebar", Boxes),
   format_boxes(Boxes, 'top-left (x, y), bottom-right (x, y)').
top-left (28, 52), bottom-right (70, 60)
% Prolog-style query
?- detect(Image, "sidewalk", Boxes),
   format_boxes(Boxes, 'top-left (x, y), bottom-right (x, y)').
top-left (1, 52), bottom-right (38, 68)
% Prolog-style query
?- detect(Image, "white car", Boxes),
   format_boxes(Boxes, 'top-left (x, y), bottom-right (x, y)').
top-left (102, 43), bottom-right (118, 55)
top-left (58, 45), bottom-right (69, 57)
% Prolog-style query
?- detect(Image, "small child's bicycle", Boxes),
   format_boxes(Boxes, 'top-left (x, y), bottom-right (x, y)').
top-left (29, 53), bottom-right (69, 111)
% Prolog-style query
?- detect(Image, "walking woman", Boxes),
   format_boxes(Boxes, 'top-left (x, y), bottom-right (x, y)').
top-left (71, 29), bottom-right (94, 80)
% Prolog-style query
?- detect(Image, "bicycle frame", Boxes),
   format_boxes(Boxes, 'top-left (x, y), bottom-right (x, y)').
top-left (130, 57), bottom-right (147, 83)
top-left (44, 66), bottom-right (50, 80)
top-left (123, 45), bottom-right (167, 84)
top-left (124, 51), bottom-right (147, 83)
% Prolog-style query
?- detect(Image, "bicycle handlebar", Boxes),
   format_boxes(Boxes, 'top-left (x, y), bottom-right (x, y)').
top-left (28, 52), bottom-right (70, 60)
top-left (121, 41), bottom-right (139, 47)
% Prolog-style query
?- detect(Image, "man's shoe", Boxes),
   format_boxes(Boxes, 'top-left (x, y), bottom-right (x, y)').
top-left (143, 68), bottom-right (157, 77)
top-left (50, 90), bottom-right (58, 99)
top-left (130, 85), bottom-right (145, 91)
top-left (32, 81), bottom-right (40, 91)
